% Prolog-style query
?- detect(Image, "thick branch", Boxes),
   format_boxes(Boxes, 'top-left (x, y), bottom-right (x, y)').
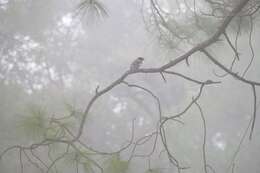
top-left (74, 0), bottom-right (251, 143)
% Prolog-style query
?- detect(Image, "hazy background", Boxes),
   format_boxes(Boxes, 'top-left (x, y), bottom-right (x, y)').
top-left (0, 0), bottom-right (260, 173)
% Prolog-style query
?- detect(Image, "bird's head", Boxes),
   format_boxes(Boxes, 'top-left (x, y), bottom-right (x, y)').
top-left (137, 57), bottom-right (144, 61)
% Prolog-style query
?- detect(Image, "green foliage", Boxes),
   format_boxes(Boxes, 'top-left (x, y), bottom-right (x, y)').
top-left (45, 125), bottom-right (64, 139)
top-left (63, 150), bottom-right (80, 166)
top-left (64, 102), bottom-right (84, 120)
top-left (76, 0), bottom-right (108, 22)
top-left (18, 105), bottom-right (48, 140)
top-left (63, 149), bottom-right (95, 173)
top-left (144, 168), bottom-right (161, 173)
top-left (104, 154), bottom-right (129, 173)
top-left (82, 160), bottom-right (94, 173)
top-left (17, 101), bottom-right (80, 143)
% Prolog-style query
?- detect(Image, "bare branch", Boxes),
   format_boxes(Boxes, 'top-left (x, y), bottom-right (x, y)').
top-left (249, 84), bottom-right (257, 140)
top-left (223, 31), bottom-right (240, 60)
top-left (201, 49), bottom-right (260, 86)
top-left (194, 101), bottom-right (208, 173)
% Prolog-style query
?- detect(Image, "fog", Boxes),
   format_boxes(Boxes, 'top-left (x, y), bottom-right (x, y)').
top-left (0, 0), bottom-right (260, 173)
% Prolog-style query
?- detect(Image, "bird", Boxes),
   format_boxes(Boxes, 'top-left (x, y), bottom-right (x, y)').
top-left (130, 57), bottom-right (144, 71)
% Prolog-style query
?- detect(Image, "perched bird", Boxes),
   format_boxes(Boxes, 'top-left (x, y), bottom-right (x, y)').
top-left (130, 57), bottom-right (144, 71)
